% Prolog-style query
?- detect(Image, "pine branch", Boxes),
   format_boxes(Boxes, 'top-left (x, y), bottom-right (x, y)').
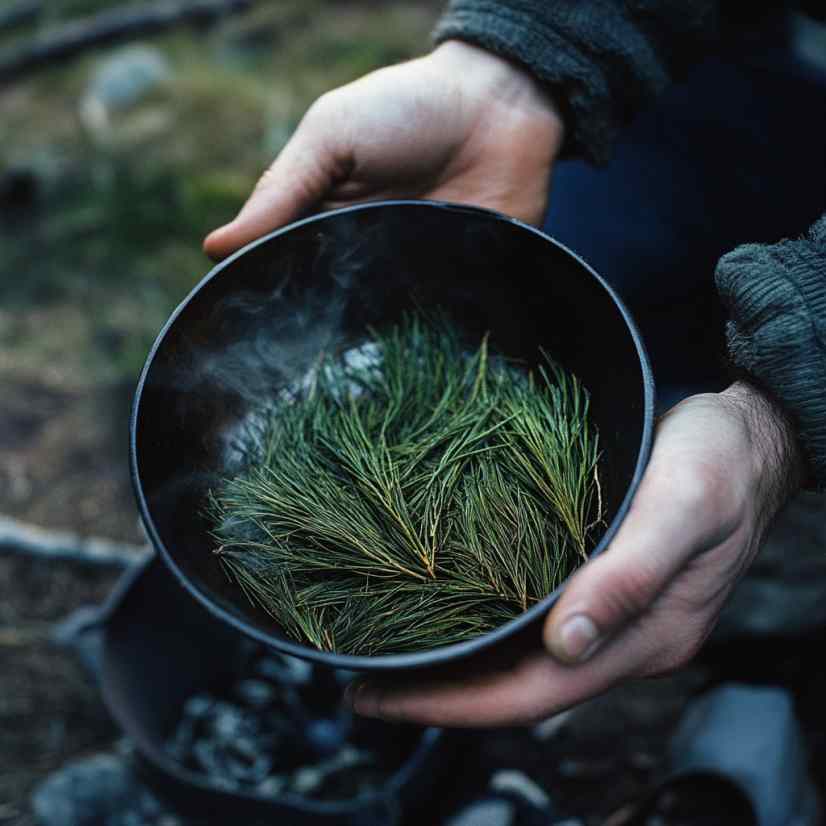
top-left (209, 315), bottom-right (603, 656)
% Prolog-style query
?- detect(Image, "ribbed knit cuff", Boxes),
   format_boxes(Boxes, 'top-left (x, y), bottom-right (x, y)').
top-left (432, 0), bottom-right (634, 164)
top-left (716, 216), bottom-right (826, 488)
top-left (433, 1), bottom-right (721, 165)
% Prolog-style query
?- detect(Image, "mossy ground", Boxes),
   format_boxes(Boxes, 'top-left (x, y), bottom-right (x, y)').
top-left (0, 3), bottom-right (437, 817)
top-left (0, 0), bottom-right (438, 538)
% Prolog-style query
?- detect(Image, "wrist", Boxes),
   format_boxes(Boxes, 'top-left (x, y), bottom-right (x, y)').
top-left (429, 39), bottom-right (565, 156)
top-left (720, 381), bottom-right (803, 513)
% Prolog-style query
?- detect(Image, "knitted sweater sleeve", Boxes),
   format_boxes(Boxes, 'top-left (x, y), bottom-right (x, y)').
top-left (716, 216), bottom-right (826, 489)
top-left (433, 2), bottom-right (826, 485)
top-left (432, 0), bottom-right (720, 163)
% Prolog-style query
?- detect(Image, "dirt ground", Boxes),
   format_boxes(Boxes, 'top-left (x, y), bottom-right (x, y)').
top-left (0, 377), bottom-right (141, 543)
top-left (0, 372), bottom-right (141, 824)
top-left (0, 555), bottom-right (121, 825)
top-left (0, 4), bottom-right (442, 821)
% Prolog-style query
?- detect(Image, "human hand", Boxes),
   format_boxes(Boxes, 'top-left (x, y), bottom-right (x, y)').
top-left (348, 383), bottom-right (802, 727)
top-left (203, 40), bottom-right (564, 259)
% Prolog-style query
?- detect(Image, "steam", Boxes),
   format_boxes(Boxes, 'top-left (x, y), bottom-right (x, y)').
top-left (163, 217), bottom-right (388, 472)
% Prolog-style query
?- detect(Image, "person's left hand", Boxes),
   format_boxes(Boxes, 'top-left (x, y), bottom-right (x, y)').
top-left (347, 383), bottom-right (802, 727)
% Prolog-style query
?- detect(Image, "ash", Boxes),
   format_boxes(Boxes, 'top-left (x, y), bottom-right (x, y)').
top-left (165, 649), bottom-right (393, 800)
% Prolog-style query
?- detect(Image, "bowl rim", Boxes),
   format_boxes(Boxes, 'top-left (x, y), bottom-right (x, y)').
top-left (130, 198), bottom-right (656, 671)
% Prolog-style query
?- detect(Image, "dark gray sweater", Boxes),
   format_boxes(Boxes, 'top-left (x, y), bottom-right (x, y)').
top-left (434, 0), bottom-right (826, 487)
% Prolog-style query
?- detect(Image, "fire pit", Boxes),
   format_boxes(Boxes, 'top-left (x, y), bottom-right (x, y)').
top-left (130, 200), bottom-right (654, 671)
top-left (98, 556), bottom-right (451, 823)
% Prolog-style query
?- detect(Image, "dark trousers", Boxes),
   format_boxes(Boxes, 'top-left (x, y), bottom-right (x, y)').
top-left (542, 21), bottom-right (826, 411)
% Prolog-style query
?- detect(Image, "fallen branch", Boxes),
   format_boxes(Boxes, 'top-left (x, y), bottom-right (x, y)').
top-left (0, 0), bottom-right (254, 85)
top-left (0, 0), bottom-right (42, 34)
top-left (0, 515), bottom-right (150, 567)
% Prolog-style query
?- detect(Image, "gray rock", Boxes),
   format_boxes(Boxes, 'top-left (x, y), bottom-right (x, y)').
top-left (235, 678), bottom-right (275, 708)
top-left (256, 775), bottom-right (286, 797)
top-left (255, 653), bottom-right (312, 685)
top-left (306, 717), bottom-right (347, 756)
top-left (192, 739), bottom-right (232, 781)
top-left (446, 799), bottom-right (516, 826)
top-left (224, 743), bottom-right (271, 784)
top-left (31, 753), bottom-right (175, 826)
top-left (212, 702), bottom-right (245, 739)
top-left (490, 770), bottom-right (551, 811)
top-left (669, 684), bottom-right (821, 826)
top-left (84, 46), bottom-right (170, 113)
top-left (291, 765), bottom-right (324, 795)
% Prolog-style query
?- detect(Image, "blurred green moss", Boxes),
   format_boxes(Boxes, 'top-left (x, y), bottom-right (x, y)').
top-left (0, 0), bottom-right (436, 386)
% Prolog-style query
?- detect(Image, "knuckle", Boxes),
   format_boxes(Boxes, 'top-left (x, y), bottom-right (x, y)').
top-left (654, 640), bottom-right (700, 674)
top-left (663, 458), bottom-right (744, 535)
top-left (668, 460), bottom-right (725, 512)
top-left (643, 616), bottom-right (711, 676)
top-left (602, 566), bottom-right (660, 621)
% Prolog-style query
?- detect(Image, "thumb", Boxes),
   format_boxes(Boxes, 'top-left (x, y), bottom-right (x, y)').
top-left (543, 453), bottom-right (717, 664)
top-left (543, 534), bottom-right (679, 666)
top-left (203, 106), bottom-right (346, 260)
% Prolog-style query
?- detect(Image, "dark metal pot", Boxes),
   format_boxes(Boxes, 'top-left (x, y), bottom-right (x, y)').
top-left (97, 556), bottom-right (451, 824)
top-left (130, 200), bottom-right (655, 672)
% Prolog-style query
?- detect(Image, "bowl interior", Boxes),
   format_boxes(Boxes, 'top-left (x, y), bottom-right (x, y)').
top-left (132, 201), bottom-right (654, 669)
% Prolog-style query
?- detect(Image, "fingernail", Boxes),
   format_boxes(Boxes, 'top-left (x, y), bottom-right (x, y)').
top-left (555, 614), bottom-right (601, 663)
top-left (344, 680), bottom-right (378, 716)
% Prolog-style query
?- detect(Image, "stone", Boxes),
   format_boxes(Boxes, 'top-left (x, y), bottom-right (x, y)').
top-left (255, 653), bottom-right (312, 685)
top-left (305, 717), bottom-right (346, 756)
top-left (290, 765), bottom-right (323, 796)
top-left (446, 798), bottom-right (516, 826)
top-left (669, 683), bottom-right (821, 826)
top-left (235, 678), bottom-right (275, 708)
top-left (31, 753), bottom-right (175, 826)
top-left (211, 702), bottom-right (245, 739)
top-left (490, 770), bottom-right (551, 811)
top-left (256, 775), bottom-right (286, 797)
top-left (192, 739), bottom-right (231, 781)
top-left (84, 47), bottom-right (170, 113)
top-left (182, 694), bottom-right (213, 719)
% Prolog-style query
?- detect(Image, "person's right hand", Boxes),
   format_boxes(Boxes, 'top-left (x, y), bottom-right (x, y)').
top-left (203, 40), bottom-right (564, 260)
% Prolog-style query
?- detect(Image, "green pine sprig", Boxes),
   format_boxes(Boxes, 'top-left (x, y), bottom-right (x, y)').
top-left (208, 315), bottom-right (603, 656)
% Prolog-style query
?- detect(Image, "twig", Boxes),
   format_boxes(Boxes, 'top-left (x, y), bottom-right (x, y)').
top-left (0, 1), bottom-right (42, 35)
top-left (0, 515), bottom-right (149, 567)
top-left (0, 0), bottom-right (255, 85)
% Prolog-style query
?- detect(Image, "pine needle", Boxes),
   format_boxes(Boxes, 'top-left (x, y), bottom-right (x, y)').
top-left (207, 314), bottom-right (603, 656)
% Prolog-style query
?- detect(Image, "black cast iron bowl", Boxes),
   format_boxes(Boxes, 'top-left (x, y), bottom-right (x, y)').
top-left (131, 200), bottom-right (655, 672)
